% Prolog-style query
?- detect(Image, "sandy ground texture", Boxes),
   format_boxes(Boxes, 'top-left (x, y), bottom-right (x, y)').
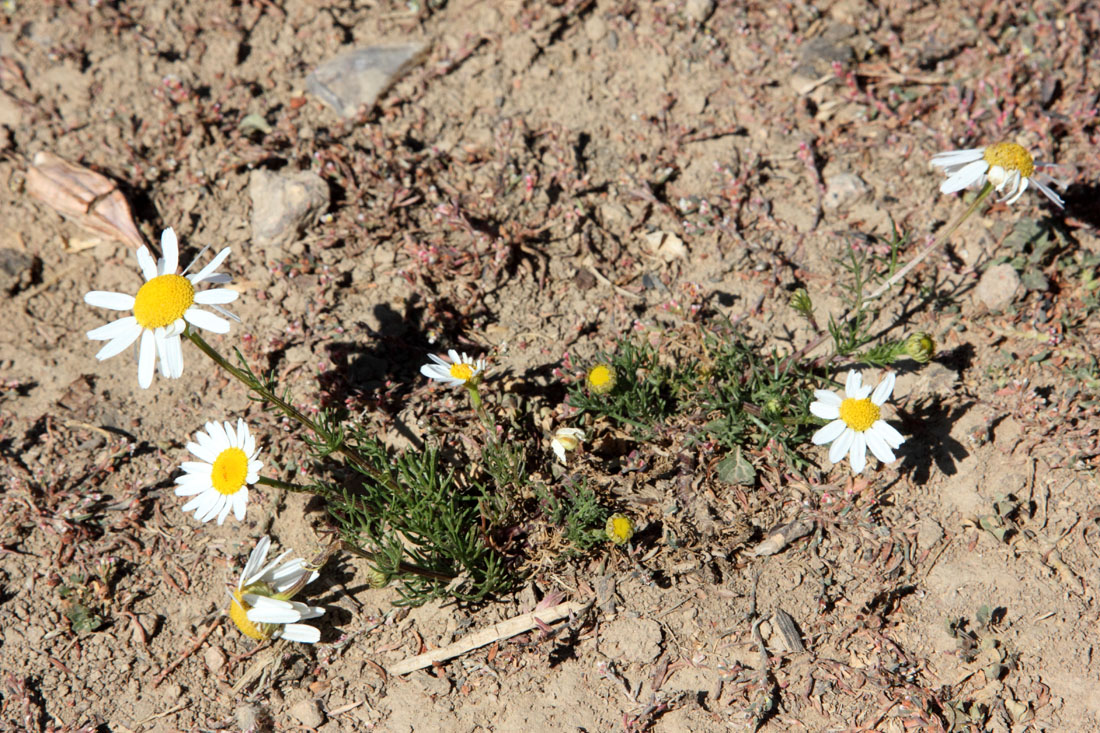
top-left (2, 0), bottom-right (1100, 731)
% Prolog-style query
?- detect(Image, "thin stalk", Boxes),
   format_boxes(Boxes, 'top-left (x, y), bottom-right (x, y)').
top-left (257, 476), bottom-right (311, 493)
top-left (186, 329), bottom-right (396, 490)
top-left (782, 182), bottom-right (993, 371)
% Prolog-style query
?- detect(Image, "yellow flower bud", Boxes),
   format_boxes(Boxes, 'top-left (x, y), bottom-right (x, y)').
top-left (605, 513), bottom-right (635, 546)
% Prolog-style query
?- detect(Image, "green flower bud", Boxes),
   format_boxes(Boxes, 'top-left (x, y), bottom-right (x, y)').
top-left (904, 332), bottom-right (936, 363)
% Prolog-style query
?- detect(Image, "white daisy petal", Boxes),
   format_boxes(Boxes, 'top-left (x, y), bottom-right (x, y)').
top-left (828, 428), bottom-right (855, 464)
top-left (871, 373), bottom-right (896, 405)
top-left (184, 307), bottom-right (231, 334)
top-left (277, 624), bottom-right (321, 643)
top-left (161, 228), bottom-right (179, 274)
top-left (810, 401), bottom-right (840, 420)
top-left (872, 420), bottom-right (905, 449)
top-left (813, 390), bottom-right (842, 407)
top-left (849, 433), bottom-right (867, 474)
top-left (865, 428), bottom-right (896, 465)
top-left (84, 291), bottom-right (136, 311)
top-left (87, 316), bottom-right (139, 342)
top-left (930, 148), bottom-right (984, 167)
top-left (194, 288), bottom-right (239, 305)
top-left (940, 160), bottom-right (988, 193)
top-left (136, 246), bottom-right (158, 282)
top-left (189, 247), bottom-right (232, 283)
top-left (93, 325), bottom-right (142, 361)
top-left (137, 330), bottom-right (155, 389)
top-left (812, 419), bottom-right (847, 446)
top-left (844, 371), bottom-right (861, 397)
top-left (246, 596), bottom-right (303, 624)
top-left (242, 537), bottom-right (272, 587)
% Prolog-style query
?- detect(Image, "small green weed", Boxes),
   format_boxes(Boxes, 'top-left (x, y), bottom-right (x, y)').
top-left (535, 479), bottom-right (609, 554)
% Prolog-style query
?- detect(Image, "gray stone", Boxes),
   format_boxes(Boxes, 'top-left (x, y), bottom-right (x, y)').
top-left (976, 263), bottom-right (1022, 312)
top-left (306, 44), bottom-right (427, 117)
top-left (249, 169), bottom-right (329, 250)
top-left (822, 172), bottom-right (871, 212)
top-left (685, 0), bottom-right (716, 23)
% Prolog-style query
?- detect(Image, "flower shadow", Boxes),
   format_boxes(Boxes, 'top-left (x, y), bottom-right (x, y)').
top-left (895, 397), bottom-right (972, 484)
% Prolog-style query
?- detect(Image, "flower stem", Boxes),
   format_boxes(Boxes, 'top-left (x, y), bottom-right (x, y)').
top-left (257, 476), bottom-right (311, 493)
top-left (782, 182), bottom-right (993, 371)
top-left (185, 329), bottom-right (396, 490)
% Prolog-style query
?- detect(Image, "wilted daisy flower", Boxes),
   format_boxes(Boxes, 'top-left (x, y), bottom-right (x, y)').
top-left (420, 349), bottom-right (485, 387)
top-left (586, 363), bottom-right (616, 394)
top-left (228, 536), bottom-right (324, 644)
top-left (84, 228), bottom-right (239, 389)
top-left (174, 419), bottom-right (262, 525)
top-left (931, 142), bottom-right (1064, 208)
top-left (810, 371), bottom-right (905, 474)
top-left (551, 427), bottom-right (585, 465)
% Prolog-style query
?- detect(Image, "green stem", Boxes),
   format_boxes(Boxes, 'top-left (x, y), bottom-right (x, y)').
top-left (186, 329), bottom-right (395, 489)
top-left (257, 476), bottom-right (311, 493)
top-left (782, 182), bottom-right (994, 372)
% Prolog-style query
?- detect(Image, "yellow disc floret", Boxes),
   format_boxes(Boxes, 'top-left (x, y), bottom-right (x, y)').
top-left (605, 513), bottom-right (635, 545)
top-left (211, 448), bottom-right (249, 495)
top-left (133, 274), bottom-right (195, 329)
top-left (228, 590), bottom-right (268, 640)
top-left (838, 397), bottom-right (880, 433)
top-left (587, 364), bottom-right (617, 394)
top-left (449, 362), bottom-right (475, 382)
top-left (983, 142), bottom-right (1034, 178)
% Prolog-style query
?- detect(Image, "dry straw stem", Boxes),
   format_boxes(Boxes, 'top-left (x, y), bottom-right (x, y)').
top-left (387, 599), bottom-right (590, 675)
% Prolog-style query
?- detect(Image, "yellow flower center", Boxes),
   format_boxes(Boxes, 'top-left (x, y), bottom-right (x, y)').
top-left (982, 142), bottom-right (1034, 178)
top-left (838, 397), bottom-right (880, 432)
top-left (228, 590), bottom-right (268, 640)
top-left (449, 362), bottom-right (475, 382)
top-left (133, 274), bottom-right (195, 329)
top-left (606, 514), bottom-right (635, 545)
top-left (211, 448), bottom-right (249, 495)
top-left (587, 364), bottom-right (616, 394)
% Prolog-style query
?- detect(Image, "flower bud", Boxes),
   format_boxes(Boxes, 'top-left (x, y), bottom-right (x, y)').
top-left (605, 513), bottom-right (635, 546)
top-left (904, 332), bottom-right (936, 363)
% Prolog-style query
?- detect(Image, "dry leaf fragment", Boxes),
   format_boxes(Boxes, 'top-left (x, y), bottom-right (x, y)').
top-left (26, 151), bottom-right (145, 250)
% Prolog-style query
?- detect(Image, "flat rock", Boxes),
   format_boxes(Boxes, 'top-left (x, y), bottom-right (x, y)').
top-left (822, 172), bottom-right (871, 212)
top-left (306, 44), bottom-right (427, 117)
top-left (975, 263), bottom-right (1022, 312)
top-left (288, 695), bottom-right (325, 728)
top-left (249, 169), bottom-right (329, 250)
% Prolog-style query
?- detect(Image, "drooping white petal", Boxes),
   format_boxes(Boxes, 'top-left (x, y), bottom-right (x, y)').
top-left (1032, 179), bottom-right (1064, 208)
top-left (930, 148), bottom-right (984, 167)
top-left (138, 329), bottom-right (156, 389)
top-left (940, 160), bottom-right (988, 193)
top-left (828, 428), bottom-right (855, 464)
top-left (849, 432), bottom-right (867, 474)
top-left (245, 596), bottom-right (304, 624)
top-left (812, 419), bottom-right (847, 446)
top-left (1002, 175), bottom-right (1028, 205)
top-left (242, 537), bottom-right (272, 587)
top-left (84, 290), bottom-right (137, 311)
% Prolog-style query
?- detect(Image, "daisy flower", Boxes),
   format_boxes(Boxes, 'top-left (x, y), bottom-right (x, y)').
top-left (810, 371), bottom-right (905, 474)
top-left (174, 419), bottom-right (262, 525)
top-left (228, 536), bottom-right (325, 644)
top-left (586, 363), bottom-right (617, 395)
top-left (84, 228), bottom-right (239, 389)
top-left (931, 142), bottom-right (1064, 208)
top-left (551, 427), bottom-right (585, 465)
top-left (420, 349), bottom-right (485, 387)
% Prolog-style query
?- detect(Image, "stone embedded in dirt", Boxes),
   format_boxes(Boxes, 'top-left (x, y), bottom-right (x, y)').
top-left (600, 617), bottom-right (663, 663)
top-left (288, 696), bottom-right (325, 728)
top-left (249, 169), bottom-right (329, 250)
top-left (203, 645), bottom-right (227, 673)
top-left (306, 44), bottom-right (428, 118)
top-left (822, 172), bottom-right (871, 212)
top-left (685, 0), bottom-right (716, 23)
top-left (975, 263), bottom-right (1022, 312)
